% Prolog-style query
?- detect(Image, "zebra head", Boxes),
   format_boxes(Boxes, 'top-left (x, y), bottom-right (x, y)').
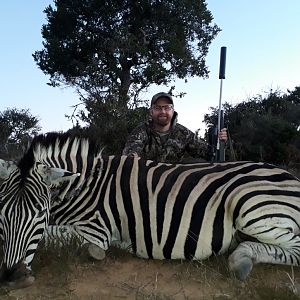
top-left (0, 158), bottom-right (79, 288)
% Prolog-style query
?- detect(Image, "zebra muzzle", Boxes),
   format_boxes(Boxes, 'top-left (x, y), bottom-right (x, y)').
top-left (0, 262), bottom-right (35, 289)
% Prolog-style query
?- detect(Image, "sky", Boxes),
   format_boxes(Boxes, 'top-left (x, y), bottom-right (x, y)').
top-left (0, 1), bottom-right (299, 136)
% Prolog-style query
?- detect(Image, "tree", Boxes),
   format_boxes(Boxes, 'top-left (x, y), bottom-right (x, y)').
top-left (0, 108), bottom-right (41, 160)
top-left (33, 0), bottom-right (220, 106)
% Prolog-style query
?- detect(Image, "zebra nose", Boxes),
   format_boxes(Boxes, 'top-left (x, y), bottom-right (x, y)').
top-left (0, 261), bottom-right (35, 289)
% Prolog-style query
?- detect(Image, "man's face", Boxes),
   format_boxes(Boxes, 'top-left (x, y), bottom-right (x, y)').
top-left (150, 97), bottom-right (174, 127)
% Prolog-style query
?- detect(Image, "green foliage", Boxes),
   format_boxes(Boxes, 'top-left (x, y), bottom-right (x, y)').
top-left (233, 114), bottom-right (298, 163)
top-left (204, 88), bottom-right (300, 165)
top-left (34, 0), bottom-right (219, 104)
top-left (68, 100), bottom-right (148, 154)
top-left (0, 108), bottom-right (41, 160)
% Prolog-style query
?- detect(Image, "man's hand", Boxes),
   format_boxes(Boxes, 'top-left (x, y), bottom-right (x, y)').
top-left (218, 128), bottom-right (227, 143)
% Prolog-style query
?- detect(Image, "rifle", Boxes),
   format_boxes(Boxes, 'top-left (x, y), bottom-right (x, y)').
top-left (208, 46), bottom-right (227, 163)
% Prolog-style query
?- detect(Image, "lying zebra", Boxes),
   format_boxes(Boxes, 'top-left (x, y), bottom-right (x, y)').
top-left (0, 132), bottom-right (300, 288)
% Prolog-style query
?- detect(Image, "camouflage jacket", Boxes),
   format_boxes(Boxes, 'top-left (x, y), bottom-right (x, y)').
top-left (122, 112), bottom-right (210, 163)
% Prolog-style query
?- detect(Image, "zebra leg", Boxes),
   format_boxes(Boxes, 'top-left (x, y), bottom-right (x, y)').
top-left (228, 230), bottom-right (300, 280)
top-left (44, 225), bottom-right (83, 246)
top-left (44, 225), bottom-right (106, 260)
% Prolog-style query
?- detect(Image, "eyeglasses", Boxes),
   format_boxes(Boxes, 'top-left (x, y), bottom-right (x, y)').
top-left (152, 104), bottom-right (174, 111)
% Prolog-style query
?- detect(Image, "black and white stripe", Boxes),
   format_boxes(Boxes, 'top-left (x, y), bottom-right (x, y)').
top-left (0, 132), bottom-right (300, 283)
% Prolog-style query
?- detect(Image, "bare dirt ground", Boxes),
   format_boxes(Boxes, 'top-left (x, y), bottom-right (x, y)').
top-left (1, 244), bottom-right (300, 300)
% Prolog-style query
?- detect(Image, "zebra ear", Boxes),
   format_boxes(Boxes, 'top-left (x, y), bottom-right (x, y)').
top-left (40, 166), bottom-right (80, 186)
top-left (0, 159), bottom-right (18, 180)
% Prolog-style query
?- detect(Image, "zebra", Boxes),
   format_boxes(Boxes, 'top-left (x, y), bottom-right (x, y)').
top-left (0, 132), bottom-right (300, 288)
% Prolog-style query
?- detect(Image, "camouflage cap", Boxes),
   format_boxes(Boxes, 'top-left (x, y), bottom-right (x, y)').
top-left (151, 92), bottom-right (173, 106)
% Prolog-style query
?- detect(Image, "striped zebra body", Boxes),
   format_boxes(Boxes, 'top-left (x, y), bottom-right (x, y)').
top-left (0, 132), bottom-right (300, 287)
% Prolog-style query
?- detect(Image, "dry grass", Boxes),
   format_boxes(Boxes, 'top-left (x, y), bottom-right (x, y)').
top-left (0, 237), bottom-right (300, 299)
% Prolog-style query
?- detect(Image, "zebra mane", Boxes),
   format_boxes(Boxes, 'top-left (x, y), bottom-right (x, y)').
top-left (18, 132), bottom-right (103, 178)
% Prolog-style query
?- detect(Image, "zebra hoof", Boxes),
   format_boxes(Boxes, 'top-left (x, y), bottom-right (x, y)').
top-left (87, 244), bottom-right (106, 260)
top-left (228, 252), bottom-right (253, 281)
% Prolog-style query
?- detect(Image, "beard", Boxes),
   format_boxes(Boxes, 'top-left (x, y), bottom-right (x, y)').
top-left (153, 114), bottom-right (172, 126)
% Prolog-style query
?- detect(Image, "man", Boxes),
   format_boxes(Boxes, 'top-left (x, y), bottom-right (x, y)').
top-left (122, 92), bottom-right (227, 163)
